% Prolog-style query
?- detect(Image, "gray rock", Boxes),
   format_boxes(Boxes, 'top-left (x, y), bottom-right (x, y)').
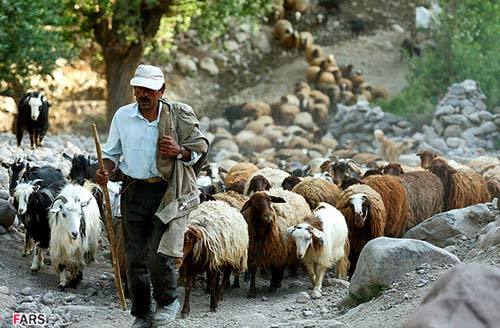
top-left (20, 287), bottom-right (32, 296)
top-left (449, 84), bottom-right (465, 96)
top-left (430, 138), bottom-right (448, 152)
top-left (441, 114), bottom-right (469, 127)
top-left (41, 292), bottom-right (56, 305)
top-left (446, 137), bottom-right (464, 149)
top-left (405, 204), bottom-right (498, 247)
top-left (461, 105), bottom-right (476, 116)
top-left (199, 57), bottom-right (219, 76)
top-left (175, 55), bottom-right (198, 75)
top-left (0, 286), bottom-right (9, 294)
top-left (442, 125), bottom-right (462, 138)
top-left (0, 199), bottom-right (15, 229)
top-left (224, 40), bottom-right (240, 52)
top-left (296, 291), bottom-right (311, 303)
top-left (462, 79), bottom-right (479, 93)
top-left (349, 237), bottom-right (459, 302)
top-left (434, 105), bottom-right (457, 117)
top-left (404, 263), bottom-right (500, 328)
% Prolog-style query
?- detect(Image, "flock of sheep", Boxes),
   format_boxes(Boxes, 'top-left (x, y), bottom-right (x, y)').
top-left (191, 147), bottom-right (497, 314)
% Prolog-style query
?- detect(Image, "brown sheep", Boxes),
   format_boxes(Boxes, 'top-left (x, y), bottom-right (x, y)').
top-left (224, 162), bottom-right (259, 193)
top-left (429, 158), bottom-right (491, 211)
top-left (241, 189), bottom-right (311, 297)
top-left (392, 171), bottom-right (444, 230)
top-left (362, 175), bottom-right (410, 237)
top-left (291, 177), bottom-right (341, 210)
top-left (487, 179), bottom-right (500, 200)
top-left (282, 176), bottom-right (302, 190)
top-left (417, 150), bottom-right (439, 169)
top-left (241, 102), bottom-right (271, 120)
top-left (336, 184), bottom-right (386, 276)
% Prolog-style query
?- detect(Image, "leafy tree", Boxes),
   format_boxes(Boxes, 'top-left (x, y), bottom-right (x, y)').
top-left (68, 0), bottom-right (275, 125)
top-left (0, 0), bottom-right (79, 101)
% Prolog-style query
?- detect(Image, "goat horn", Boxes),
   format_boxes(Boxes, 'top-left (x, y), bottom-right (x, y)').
top-left (55, 195), bottom-right (68, 203)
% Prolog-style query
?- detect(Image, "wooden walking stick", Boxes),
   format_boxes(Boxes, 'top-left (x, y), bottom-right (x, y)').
top-left (92, 123), bottom-right (127, 311)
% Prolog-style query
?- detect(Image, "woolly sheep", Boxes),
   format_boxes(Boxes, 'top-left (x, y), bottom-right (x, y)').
top-left (181, 200), bottom-right (248, 316)
top-left (286, 202), bottom-right (349, 294)
top-left (241, 188), bottom-right (311, 297)
top-left (244, 168), bottom-right (291, 195)
top-left (336, 184), bottom-right (386, 276)
top-left (291, 177), bottom-right (341, 210)
top-left (429, 157), bottom-right (491, 211)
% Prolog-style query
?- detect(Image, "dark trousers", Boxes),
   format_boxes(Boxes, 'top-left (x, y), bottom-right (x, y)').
top-left (120, 179), bottom-right (177, 318)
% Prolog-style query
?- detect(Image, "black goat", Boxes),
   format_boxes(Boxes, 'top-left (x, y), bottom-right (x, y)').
top-left (63, 153), bottom-right (99, 185)
top-left (16, 92), bottom-right (50, 148)
top-left (2, 158), bottom-right (65, 196)
top-left (13, 180), bottom-right (66, 270)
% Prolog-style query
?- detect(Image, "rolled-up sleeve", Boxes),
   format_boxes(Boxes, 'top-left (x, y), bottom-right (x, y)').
top-left (102, 114), bottom-right (122, 166)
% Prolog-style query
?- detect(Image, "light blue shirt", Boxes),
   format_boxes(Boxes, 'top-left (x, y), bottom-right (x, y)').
top-left (102, 102), bottom-right (200, 179)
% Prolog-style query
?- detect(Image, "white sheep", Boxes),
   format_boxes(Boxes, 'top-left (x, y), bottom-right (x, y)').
top-left (181, 200), bottom-right (248, 317)
top-left (286, 203), bottom-right (349, 295)
top-left (48, 183), bottom-right (101, 291)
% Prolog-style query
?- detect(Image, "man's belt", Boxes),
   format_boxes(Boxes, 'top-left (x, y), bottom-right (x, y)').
top-left (123, 174), bottom-right (163, 184)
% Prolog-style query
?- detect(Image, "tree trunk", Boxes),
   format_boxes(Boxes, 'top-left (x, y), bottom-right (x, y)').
top-left (103, 43), bottom-right (144, 128)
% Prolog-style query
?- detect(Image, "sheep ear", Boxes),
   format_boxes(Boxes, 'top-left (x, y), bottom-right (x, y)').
top-left (285, 226), bottom-right (295, 243)
top-left (311, 228), bottom-right (325, 246)
top-left (19, 95), bottom-right (30, 107)
top-left (1, 162), bottom-right (10, 169)
top-left (33, 185), bottom-right (40, 193)
top-left (218, 167), bottom-right (228, 173)
top-left (241, 199), bottom-right (252, 213)
top-left (270, 196), bottom-right (286, 204)
top-left (50, 200), bottom-right (63, 213)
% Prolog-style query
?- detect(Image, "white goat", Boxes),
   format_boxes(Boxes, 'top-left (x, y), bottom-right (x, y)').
top-left (286, 202), bottom-right (349, 294)
top-left (48, 184), bottom-right (101, 290)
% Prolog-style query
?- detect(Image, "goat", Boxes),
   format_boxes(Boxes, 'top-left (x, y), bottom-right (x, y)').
top-left (48, 184), bottom-right (101, 291)
top-left (2, 158), bottom-right (65, 196)
top-left (13, 180), bottom-right (66, 271)
top-left (16, 91), bottom-right (50, 148)
top-left (63, 153), bottom-right (99, 185)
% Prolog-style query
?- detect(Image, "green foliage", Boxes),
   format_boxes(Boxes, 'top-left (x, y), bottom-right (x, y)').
top-left (0, 0), bottom-right (80, 97)
top-left (383, 0), bottom-right (500, 123)
top-left (193, 0), bottom-right (276, 41)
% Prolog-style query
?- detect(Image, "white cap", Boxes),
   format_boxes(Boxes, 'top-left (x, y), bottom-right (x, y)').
top-left (130, 64), bottom-right (165, 90)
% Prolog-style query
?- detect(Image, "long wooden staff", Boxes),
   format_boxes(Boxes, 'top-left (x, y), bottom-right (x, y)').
top-left (92, 123), bottom-right (127, 311)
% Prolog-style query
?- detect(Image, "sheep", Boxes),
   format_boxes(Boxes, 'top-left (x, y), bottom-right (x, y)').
top-left (336, 184), bottom-right (386, 276)
top-left (274, 19), bottom-right (294, 41)
top-left (181, 200), bottom-right (248, 317)
top-left (286, 203), bottom-right (349, 294)
top-left (13, 180), bottom-right (66, 269)
top-left (305, 44), bottom-right (323, 63)
top-left (224, 162), bottom-right (259, 193)
top-left (428, 157), bottom-right (491, 211)
top-left (15, 91), bottom-right (50, 148)
top-left (487, 179), bottom-right (500, 201)
top-left (374, 129), bottom-right (414, 162)
top-left (361, 175), bottom-right (410, 238)
top-left (241, 188), bottom-right (311, 297)
top-left (210, 191), bottom-right (249, 211)
top-left (48, 183), bottom-right (101, 290)
top-left (243, 167), bottom-right (291, 196)
top-left (387, 170), bottom-right (444, 230)
top-left (291, 177), bottom-right (341, 210)
top-left (241, 102), bottom-right (271, 120)
top-left (417, 150), bottom-right (438, 169)
top-left (282, 176), bottom-right (302, 190)
top-left (350, 16), bottom-right (365, 38)
top-left (327, 159), bottom-right (362, 186)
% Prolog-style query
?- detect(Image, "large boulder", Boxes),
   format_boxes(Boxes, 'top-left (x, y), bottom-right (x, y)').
top-left (348, 237), bottom-right (460, 303)
top-left (404, 263), bottom-right (500, 328)
top-left (405, 203), bottom-right (500, 248)
top-left (0, 199), bottom-right (15, 229)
